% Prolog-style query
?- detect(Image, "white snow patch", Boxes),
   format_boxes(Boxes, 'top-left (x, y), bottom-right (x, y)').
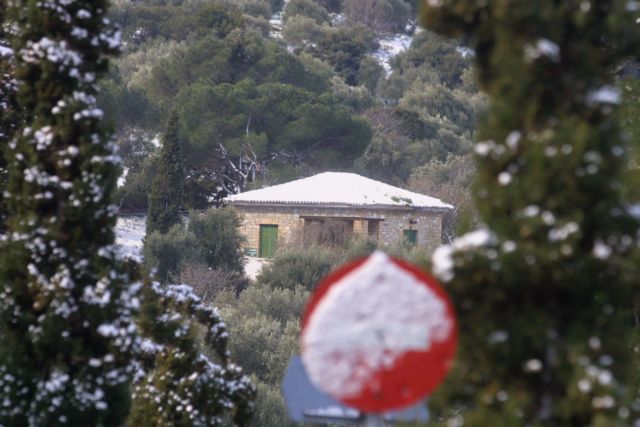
top-left (117, 167), bottom-right (128, 188)
top-left (329, 13), bottom-right (345, 25)
top-left (373, 33), bottom-right (413, 74)
top-left (592, 395), bottom-right (615, 409)
top-left (628, 203), bottom-right (640, 219)
top-left (586, 85), bottom-right (621, 105)
top-left (497, 172), bottom-right (512, 186)
top-left (456, 46), bottom-right (474, 58)
top-left (524, 38), bottom-right (560, 62)
top-left (268, 0), bottom-right (289, 39)
top-left (474, 140), bottom-right (496, 157)
top-left (269, 11), bottom-right (285, 39)
top-left (592, 241), bottom-right (612, 260)
top-left (225, 172), bottom-right (453, 209)
top-left (505, 131), bottom-right (521, 150)
top-left (432, 228), bottom-right (496, 282)
top-left (302, 251), bottom-right (452, 398)
top-left (244, 256), bottom-right (269, 281)
top-left (304, 406), bottom-right (359, 419)
top-left (524, 359), bottom-right (543, 373)
top-left (115, 216), bottom-right (145, 262)
top-left (487, 330), bottom-right (509, 344)
top-left (0, 45), bottom-right (13, 57)
top-left (577, 378), bottom-right (592, 393)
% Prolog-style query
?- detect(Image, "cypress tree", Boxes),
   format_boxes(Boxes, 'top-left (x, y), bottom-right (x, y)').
top-left (147, 109), bottom-right (184, 235)
top-left (423, 1), bottom-right (640, 425)
top-left (129, 281), bottom-right (255, 426)
top-left (0, 5), bottom-right (18, 230)
top-left (0, 0), bottom-right (139, 425)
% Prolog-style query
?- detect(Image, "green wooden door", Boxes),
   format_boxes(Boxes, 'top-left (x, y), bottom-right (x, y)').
top-left (259, 225), bottom-right (278, 258)
top-left (403, 229), bottom-right (417, 246)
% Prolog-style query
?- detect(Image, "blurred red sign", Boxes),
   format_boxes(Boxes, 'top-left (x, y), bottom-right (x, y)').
top-left (301, 251), bottom-right (457, 413)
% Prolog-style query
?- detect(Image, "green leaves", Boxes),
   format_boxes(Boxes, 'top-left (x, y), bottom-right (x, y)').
top-left (0, 0), bottom-right (138, 424)
top-left (422, 0), bottom-right (640, 425)
top-left (147, 109), bottom-right (184, 235)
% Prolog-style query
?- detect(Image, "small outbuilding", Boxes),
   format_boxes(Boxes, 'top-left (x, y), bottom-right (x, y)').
top-left (224, 172), bottom-right (453, 258)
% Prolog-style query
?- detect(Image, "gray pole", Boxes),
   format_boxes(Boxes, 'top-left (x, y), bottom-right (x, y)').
top-left (362, 414), bottom-right (388, 427)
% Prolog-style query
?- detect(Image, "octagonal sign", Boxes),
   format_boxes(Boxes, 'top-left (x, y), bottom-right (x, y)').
top-left (301, 251), bottom-right (457, 413)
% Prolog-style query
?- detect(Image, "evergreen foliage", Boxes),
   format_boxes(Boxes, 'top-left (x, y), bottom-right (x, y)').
top-left (422, 1), bottom-right (640, 425)
top-left (144, 208), bottom-right (245, 282)
top-left (343, 0), bottom-right (412, 33)
top-left (110, 0), bottom-right (244, 45)
top-left (409, 154), bottom-right (477, 241)
top-left (215, 283), bottom-right (308, 427)
top-left (0, 0), bottom-right (139, 424)
top-left (619, 78), bottom-right (640, 200)
top-left (147, 109), bottom-right (184, 235)
top-left (0, 9), bottom-right (17, 230)
top-left (312, 26), bottom-right (378, 86)
top-left (143, 224), bottom-right (200, 283)
top-left (129, 281), bottom-right (255, 426)
top-left (284, 0), bottom-right (330, 24)
top-left (187, 208), bottom-right (246, 275)
top-left (255, 246), bottom-right (338, 291)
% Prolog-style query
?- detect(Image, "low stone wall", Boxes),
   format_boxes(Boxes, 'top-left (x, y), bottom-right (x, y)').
top-left (233, 204), bottom-right (446, 256)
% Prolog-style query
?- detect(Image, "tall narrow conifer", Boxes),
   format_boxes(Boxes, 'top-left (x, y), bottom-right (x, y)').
top-left (147, 109), bottom-right (184, 235)
top-left (0, 5), bottom-right (18, 229)
top-left (423, 1), bottom-right (640, 425)
top-left (0, 0), bottom-right (139, 424)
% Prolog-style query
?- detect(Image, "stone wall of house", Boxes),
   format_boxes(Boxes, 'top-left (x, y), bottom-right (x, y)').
top-left (378, 210), bottom-right (443, 253)
top-left (234, 204), bottom-right (445, 256)
top-left (237, 207), bottom-right (304, 254)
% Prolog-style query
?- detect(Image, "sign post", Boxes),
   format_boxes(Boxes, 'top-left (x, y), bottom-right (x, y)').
top-left (282, 355), bottom-right (429, 425)
top-left (283, 251), bottom-right (457, 424)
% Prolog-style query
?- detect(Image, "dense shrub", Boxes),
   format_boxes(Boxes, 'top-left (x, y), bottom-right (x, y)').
top-left (143, 224), bottom-right (200, 282)
top-left (249, 381), bottom-right (293, 427)
top-left (174, 262), bottom-right (249, 303)
top-left (217, 284), bottom-right (306, 381)
top-left (255, 246), bottom-right (337, 291)
top-left (187, 207), bottom-right (246, 274)
top-left (343, 0), bottom-right (411, 34)
top-left (283, 0), bottom-right (329, 24)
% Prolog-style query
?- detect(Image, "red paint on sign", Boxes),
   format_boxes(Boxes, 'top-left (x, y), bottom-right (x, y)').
top-left (301, 253), bottom-right (457, 413)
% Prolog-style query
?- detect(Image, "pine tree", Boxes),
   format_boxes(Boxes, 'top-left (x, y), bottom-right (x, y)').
top-left (422, 1), bottom-right (640, 425)
top-left (129, 280), bottom-right (255, 426)
top-left (0, 0), bottom-right (139, 425)
top-left (147, 109), bottom-right (184, 235)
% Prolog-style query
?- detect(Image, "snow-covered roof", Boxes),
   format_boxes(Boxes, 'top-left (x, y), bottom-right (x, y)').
top-left (225, 172), bottom-right (453, 210)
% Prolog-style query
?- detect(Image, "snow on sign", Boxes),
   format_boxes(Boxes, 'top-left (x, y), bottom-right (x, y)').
top-left (301, 251), bottom-right (457, 413)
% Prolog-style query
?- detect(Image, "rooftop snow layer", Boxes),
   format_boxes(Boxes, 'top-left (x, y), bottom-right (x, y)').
top-left (225, 172), bottom-right (453, 209)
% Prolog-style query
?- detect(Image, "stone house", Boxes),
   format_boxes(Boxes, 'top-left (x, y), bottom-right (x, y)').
top-left (224, 172), bottom-right (453, 258)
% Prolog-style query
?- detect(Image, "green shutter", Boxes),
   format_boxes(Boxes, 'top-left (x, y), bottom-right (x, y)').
top-left (259, 225), bottom-right (278, 258)
top-left (403, 229), bottom-right (417, 246)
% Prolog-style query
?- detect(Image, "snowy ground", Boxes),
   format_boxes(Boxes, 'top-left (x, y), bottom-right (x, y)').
top-left (114, 215), bottom-right (268, 279)
top-left (245, 257), bottom-right (270, 280)
top-left (373, 33), bottom-right (413, 74)
top-left (269, 11), bottom-right (284, 39)
top-left (115, 215), bottom-right (146, 262)
top-left (269, 0), bottom-right (289, 39)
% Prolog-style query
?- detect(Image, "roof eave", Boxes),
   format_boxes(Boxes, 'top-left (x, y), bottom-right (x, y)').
top-left (225, 200), bottom-right (453, 212)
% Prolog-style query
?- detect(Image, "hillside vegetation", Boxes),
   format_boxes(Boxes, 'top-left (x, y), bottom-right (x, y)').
top-left (105, 0), bottom-right (482, 232)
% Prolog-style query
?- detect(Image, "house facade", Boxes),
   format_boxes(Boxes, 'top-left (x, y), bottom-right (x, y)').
top-left (224, 172), bottom-right (453, 258)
